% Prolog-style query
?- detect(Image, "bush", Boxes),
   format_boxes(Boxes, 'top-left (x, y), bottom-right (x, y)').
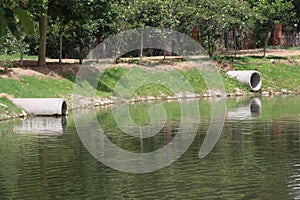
top-left (0, 59), bottom-right (14, 70)
top-left (0, 29), bottom-right (30, 55)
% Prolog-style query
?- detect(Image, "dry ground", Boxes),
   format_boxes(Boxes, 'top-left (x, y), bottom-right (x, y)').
top-left (220, 48), bottom-right (300, 57)
top-left (1, 49), bottom-right (299, 80)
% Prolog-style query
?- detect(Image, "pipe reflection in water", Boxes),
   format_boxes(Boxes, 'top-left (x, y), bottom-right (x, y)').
top-left (13, 117), bottom-right (68, 135)
top-left (227, 98), bottom-right (262, 120)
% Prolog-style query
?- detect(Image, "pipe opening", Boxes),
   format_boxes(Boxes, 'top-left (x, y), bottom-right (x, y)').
top-left (61, 101), bottom-right (68, 115)
top-left (250, 72), bottom-right (261, 90)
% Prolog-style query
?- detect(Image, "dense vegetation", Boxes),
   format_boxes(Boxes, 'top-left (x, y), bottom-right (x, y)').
top-left (0, 0), bottom-right (299, 120)
top-left (0, 0), bottom-right (299, 65)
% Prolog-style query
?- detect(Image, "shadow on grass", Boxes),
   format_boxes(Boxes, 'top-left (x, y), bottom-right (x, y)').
top-left (0, 68), bottom-right (13, 75)
top-left (266, 55), bottom-right (288, 60)
top-left (214, 55), bottom-right (288, 62)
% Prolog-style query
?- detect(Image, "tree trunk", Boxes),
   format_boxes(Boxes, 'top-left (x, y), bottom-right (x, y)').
top-left (273, 22), bottom-right (282, 46)
top-left (247, 27), bottom-right (254, 48)
top-left (263, 31), bottom-right (272, 58)
top-left (164, 39), bottom-right (172, 57)
top-left (224, 31), bottom-right (228, 50)
top-left (59, 23), bottom-right (62, 65)
top-left (19, 31), bottom-right (23, 67)
top-left (192, 25), bottom-right (200, 53)
top-left (233, 28), bottom-right (237, 58)
top-left (79, 43), bottom-right (84, 64)
top-left (192, 25), bottom-right (200, 41)
top-left (139, 28), bottom-right (143, 65)
top-left (38, 13), bottom-right (48, 67)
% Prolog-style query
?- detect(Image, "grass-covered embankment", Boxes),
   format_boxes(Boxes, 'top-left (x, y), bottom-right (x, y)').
top-left (215, 55), bottom-right (300, 93)
top-left (0, 73), bottom-right (74, 120)
top-left (0, 76), bottom-right (73, 98)
top-left (0, 97), bottom-right (23, 120)
top-left (0, 53), bottom-right (300, 120)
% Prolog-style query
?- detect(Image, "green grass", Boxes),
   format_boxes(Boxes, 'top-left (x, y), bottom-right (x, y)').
top-left (215, 55), bottom-right (300, 92)
top-left (0, 97), bottom-right (23, 120)
top-left (0, 76), bottom-right (73, 98)
top-left (0, 54), bottom-right (299, 120)
top-left (82, 67), bottom-right (209, 98)
top-left (95, 66), bottom-right (250, 96)
top-left (0, 53), bottom-right (38, 60)
top-left (222, 74), bottom-right (249, 93)
top-left (289, 54), bottom-right (300, 59)
top-left (0, 75), bottom-right (74, 120)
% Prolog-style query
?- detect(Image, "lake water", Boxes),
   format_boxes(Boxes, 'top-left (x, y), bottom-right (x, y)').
top-left (0, 96), bottom-right (299, 200)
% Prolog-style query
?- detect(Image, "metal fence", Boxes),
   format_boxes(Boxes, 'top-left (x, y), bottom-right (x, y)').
top-left (220, 30), bottom-right (300, 51)
top-left (281, 32), bottom-right (300, 47)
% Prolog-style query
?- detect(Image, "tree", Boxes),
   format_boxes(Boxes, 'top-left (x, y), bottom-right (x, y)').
top-left (0, 1), bottom-right (34, 66)
top-left (251, 0), bottom-right (295, 57)
top-left (112, 0), bottom-right (193, 62)
top-left (46, 0), bottom-right (113, 64)
top-left (0, 1), bottom-right (33, 39)
top-left (28, 0), bottom-right (49, 67)
top-left (191, 0), bottom-right (253, 56)
top-left (48, 0), bottom-right (74, 64)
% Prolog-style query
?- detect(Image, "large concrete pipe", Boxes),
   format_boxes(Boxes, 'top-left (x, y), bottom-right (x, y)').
top-left (13, 116), bottom-right (67, 135)
top-left (13, 98), bottom-right (68, 116)
top-left (227, 98), bottom-right (262, 120)
top-left (226, 70), bottom-right (262, 91)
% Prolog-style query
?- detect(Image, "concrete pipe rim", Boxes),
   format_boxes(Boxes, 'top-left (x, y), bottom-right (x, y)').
top-left (249, 72), bottom-right (262, 92)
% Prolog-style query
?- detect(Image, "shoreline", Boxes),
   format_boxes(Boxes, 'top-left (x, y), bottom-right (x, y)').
top-left (1, 91), bottom-right (300, 122)
top-left (1, 51), bottom-right (300, 122)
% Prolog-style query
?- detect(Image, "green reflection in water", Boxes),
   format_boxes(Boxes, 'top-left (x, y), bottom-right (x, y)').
top-left (0, 96), bottom-right (299, 199)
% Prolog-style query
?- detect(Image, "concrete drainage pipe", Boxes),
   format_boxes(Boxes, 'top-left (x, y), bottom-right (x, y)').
top-left (226, 70), bottom-right (262, 92)
top-left (13, 98), bottom-right (68, 116)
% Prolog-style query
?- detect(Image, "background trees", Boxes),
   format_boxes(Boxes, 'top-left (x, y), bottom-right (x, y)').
top-left (0, 0), bottom-right (298, 65)
top-left (250, 0), bottom-right (295, 57)
top-left (190, 0), bottom-right (254, 56)
top-left (0, 1), bottom-right (33, 39)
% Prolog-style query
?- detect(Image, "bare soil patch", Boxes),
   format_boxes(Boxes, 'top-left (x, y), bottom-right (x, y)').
top-left (1, 49), bottom-right (299, 79)
top-left (221, 48), bottom-right (300, 57)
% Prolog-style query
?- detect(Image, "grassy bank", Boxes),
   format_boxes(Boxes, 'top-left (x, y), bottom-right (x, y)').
top-left (0, 53), bottom-right (300, 120)
top-left (0, 76), bottom-right (73, 98)
top-left (0, 75), bottom-right (74, 120)
top-left (215, 55), bottom-right (300, 92)
top-left (0, 97), bottom-right (23, 120)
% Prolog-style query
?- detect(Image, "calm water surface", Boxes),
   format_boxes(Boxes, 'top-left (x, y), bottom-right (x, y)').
top-left (0, 96), bottom-right (299, 200)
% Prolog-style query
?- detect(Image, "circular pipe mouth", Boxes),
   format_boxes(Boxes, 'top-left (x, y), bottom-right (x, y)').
top-left (61, 101), bottom-right (68, 115)
top-left (250, 72), bottom-right (261, 91)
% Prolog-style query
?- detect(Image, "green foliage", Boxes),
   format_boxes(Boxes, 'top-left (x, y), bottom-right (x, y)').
top-left (0, 30), bottom-right (20, 55)
top-left (190, 0), bottom-right (254, 56)
top-left (14, 7), bottom-right (34, 35)
top-left (0, 58), bottom-right (14, 70)
top-left (113, 0), bottom-right (192, 31)
top-left (1, 0), bottom-right (299, 61)
top-left (40, 0), bottom-right (114, 60)
top-left (0, 2), bottom-right (34, 39)
top-left (251, 0), bottom-right (295, 48)
top-left (0, 30), bottom-right (31, 55)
